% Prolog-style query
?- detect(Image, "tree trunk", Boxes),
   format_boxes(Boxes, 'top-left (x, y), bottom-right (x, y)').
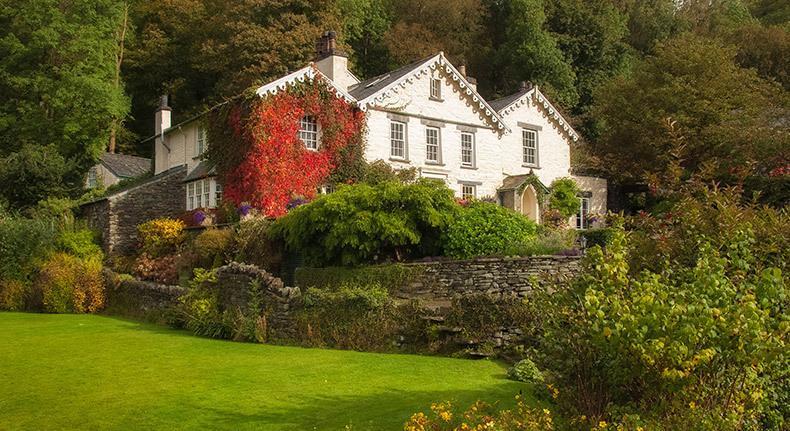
top-left (109, 3), bottom-right (129, 154)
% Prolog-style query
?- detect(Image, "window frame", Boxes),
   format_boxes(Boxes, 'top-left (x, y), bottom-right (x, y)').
top-left (576, 197), bottom-right (590, 230)
top-left (461, 184), bottom-right (477, 200)
top-left (425, 126), bottom-right (441, 164)
top-left (522, 129), bottom-right (539, 167)
top-left (460, 132), bottom-right (475, 168)
top-left (196, 125), bottom-right (208, 157)
top-left (390, 120), bottom-right (407, 160)
top-left (299, 115), bottom-right (319, 150)
top-left (429, 77), bottom-right (442, 101)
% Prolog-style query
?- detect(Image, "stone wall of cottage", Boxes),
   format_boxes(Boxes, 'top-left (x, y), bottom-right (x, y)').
top-left (81, 166), bottom-right (187, 255)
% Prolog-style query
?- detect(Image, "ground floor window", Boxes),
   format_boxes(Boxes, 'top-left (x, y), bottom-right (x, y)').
top-left (576, 197), bottom-right (590, 229)
top-left (186, 178), bottom-right (222, 210)
top-left (461, 184), bottom-right (476, 200)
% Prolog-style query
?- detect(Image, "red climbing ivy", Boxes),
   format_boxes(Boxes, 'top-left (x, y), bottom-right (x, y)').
top-left (206, 78), bottom-right (366, 217)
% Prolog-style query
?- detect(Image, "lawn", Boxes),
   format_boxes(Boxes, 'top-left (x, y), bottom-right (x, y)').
top-left (0, 312), bottom-right (534, 430)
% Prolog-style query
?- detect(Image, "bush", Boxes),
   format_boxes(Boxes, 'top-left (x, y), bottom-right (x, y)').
top-left (134, 253), bottom-right (179, 285)
top-left (579, 227), bottom-right (616, 249)
top-left (0, 279), bottom-right (29, 311)
top-left (0, 217), bottom-right (58, 282)
top-left (404, 396), bottom-right (554, 431)
top-left (0, 144), bottom-right (71, 211)
top-left (302, 284), bottom-right (390, 312)
top-left (507, 358), bottom-right (544, 384)
top-left (294, 264), bottom-right (422, 292)
top-left (270, 180), bottom-right (458, 266)
top-left (192, 228), bottom-right (234, 267)
top-left (506, 226), bottom-right (577, 256)
top-left (34, 253), bottom-right (104, 313)
top-left (443, 202), bottom-right (537, 259)
top-left (234, 217), bottom-right (283, 274)
top-left (137, 218), bottom-right (186, 257)
top-left (548, 177), bottom-right (581, 218)
top-left (56, 228), bottom-right (103, 261)
top-left (528, 226), bottom-right (786, 427)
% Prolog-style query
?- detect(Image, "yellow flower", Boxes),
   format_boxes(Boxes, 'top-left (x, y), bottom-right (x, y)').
top-left (598, 420), bottom-right (608, 428)
top-left (689, 401), bottom-right (696, 409)
top-left (439, 411), bottom-right (452, 422)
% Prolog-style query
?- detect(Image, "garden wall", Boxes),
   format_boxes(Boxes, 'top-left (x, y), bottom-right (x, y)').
top-left (81, 166), bottom-right (187, 255)
top-left (103, 269), bottom-right (187, 323)
top-left (296, 255), bottom-right (582, 307)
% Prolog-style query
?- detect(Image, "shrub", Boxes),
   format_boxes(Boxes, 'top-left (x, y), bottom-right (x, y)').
top-left (35, 253), bottom-right (104, 313)
top-left (192, 228), bottom-right (234, 267)
top-left (404, 396), bottom-right (554, 431)
top-left (359, 159), bottom-right (417, 185)
top-left (134, 253), bottom-right (180, 285)
top-left (0, 144), bottom-right (70, 211)
top-left (548, 177), bottom-right (581, 218)
top-left (506, 226), bottom-right (577, 256)
top-left (270, 180), bottom-right (458, 266)
top-left (443, 202), bottom-right (537, 259)
top-left (137, 218), bottom-right (186, 257)
top-left (234, 216), bottom-right (283, 274)
top-left (528, 227), bottom-right (786, 427)
top-left (0, 279), bottom-right (29, 311)
top-left (579, 227), bottom-right (616, 249)
top-left (295, 283), bottom-right (402, 350)
top-left (294, 264), bottom-right (422, 292)
top-left (0, 217), bottom-right (58, 282)
top-left (56, 228), bottom-right (103, 261)
top-left (508, 358), bottom-right (544, 384)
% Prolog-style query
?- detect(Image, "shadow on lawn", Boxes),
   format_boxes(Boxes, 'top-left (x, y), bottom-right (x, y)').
top-left (177, 385), bottom-right (532, 431)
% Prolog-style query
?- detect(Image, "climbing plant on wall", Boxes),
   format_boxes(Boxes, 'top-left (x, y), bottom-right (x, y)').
top-left (205, 78), bottom-right (366, 217)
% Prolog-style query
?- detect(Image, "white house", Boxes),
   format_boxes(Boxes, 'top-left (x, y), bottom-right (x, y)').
top-left (145, 31), bottom-right (606, 227)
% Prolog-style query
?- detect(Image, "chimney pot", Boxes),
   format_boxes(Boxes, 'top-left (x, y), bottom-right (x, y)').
top-left (520, 81), bottom-right (531, 91)
top-left (158, 94), bottom-right (171, 111)
top-left (458, 65), bottom-right (466, 77)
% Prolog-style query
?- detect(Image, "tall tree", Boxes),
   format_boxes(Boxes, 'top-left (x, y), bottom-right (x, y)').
top-left (0, 0), bottom-right (130, 205)
top-left (496, 0), bottom-right (578, 107)
top-left (383, 0), bottom-right (485, 67)
top-left (590, 33), bottom-right (788, 182)
top-left (337, 0), bottom-right (394, 78)
top-left (123, 0), bottom-right (340, 150)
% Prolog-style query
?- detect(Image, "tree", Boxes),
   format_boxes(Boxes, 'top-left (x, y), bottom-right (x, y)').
top-left (123, 0), bottom-right (340, 151)
top-left (337, 0), bottom-right (394, 78)
top-left (0, 145), bottom-right (71, 210)
top-left (0, 0), bottom-right (130, 202)
top-left (383, 0), bottom-right (485, 67)
top-left (590, 33), bottom-right (789, 182)
top-left (496, 0), bottom-right (579, 107)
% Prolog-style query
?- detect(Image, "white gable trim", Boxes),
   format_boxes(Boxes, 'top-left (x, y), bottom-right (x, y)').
top-left (356, 53), bottom-right (510, 134)
top-left (254, 64), bottom-right (357, 105)
top-left (497, 87), bottom-right (580, 143)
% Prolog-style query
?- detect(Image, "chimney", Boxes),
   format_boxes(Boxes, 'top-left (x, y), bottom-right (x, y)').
top-left (314, 31), bottom-right (358, 92)
top-left (154, 95), bottom-right (172, 174)
top-left (458, 64), bottom-right (477, 91)
top-left (520, 81), bottom-right (532, 91)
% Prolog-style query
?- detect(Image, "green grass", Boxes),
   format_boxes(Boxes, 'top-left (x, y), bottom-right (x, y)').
top-left (0, 312), bottom-right (535, 430)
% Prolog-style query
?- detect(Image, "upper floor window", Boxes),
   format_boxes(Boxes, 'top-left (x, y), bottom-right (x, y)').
top-left (86, 168), bottom-right (98, 189)
top-left (522, 129), bottom-right (538, 166)
top-left (215, 181), bottom-right (223, 205)
top-left (196, 126), bottom-right (208, 156)
top-left (390, 121), bottom-right (407, 159)
top-left (430, 78), bottom-right (442, 100)
top-left (426, 127), bottom-right (441, 163)
top-left (299, 116), bottom-right (319, 150)
top-left (461, 132), bottom-right (475, 168)
top-left (461, 184), bottom-right (476, 200)
top-left (576, 197), bottom-right (590, 230)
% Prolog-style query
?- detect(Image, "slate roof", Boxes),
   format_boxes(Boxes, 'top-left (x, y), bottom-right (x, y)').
top-left (183, 160), bottom-right (217, 182)
top-left (488, 86), bottom-right (533, 112)
top-left (348, 54), bottom-right (437, 101)
top-left (100, 152), bottom-right (151, 178)
top-left (499, 173), bottom-right (549, 193)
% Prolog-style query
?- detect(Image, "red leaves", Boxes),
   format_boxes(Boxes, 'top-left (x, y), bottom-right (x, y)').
top-left (222, 81), bottom-right (364, 217)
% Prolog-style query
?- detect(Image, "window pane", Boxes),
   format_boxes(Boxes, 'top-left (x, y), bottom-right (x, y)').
top-left (461, 133), bottom-right (473, 166)
top-left (299, 116), bottom-right (318, 149)
top-left (426, 128), bottom-right (440, 162)
top-left (390, 121), bottom-right (405, 158)
top-left (522, 130), bottom-right (537, 165)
